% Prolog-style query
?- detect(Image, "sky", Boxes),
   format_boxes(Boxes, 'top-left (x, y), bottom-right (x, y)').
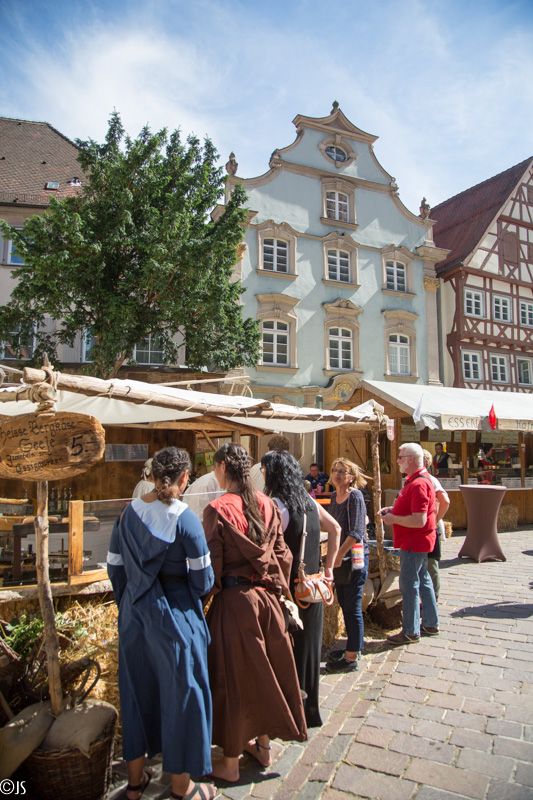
top-left (1, 0), bottom-right (532, 214)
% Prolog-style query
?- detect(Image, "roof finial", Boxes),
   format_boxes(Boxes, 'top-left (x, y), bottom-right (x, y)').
top-left (419, 197), bottom-right (431, 219)
top-left (331, 100), bottom-right (339, 113)
top-left (225, 152), bottom-right (238, 176)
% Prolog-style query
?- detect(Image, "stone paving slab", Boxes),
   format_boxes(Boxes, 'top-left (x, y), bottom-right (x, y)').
top-left (108, 526), bottom-right (533, 800)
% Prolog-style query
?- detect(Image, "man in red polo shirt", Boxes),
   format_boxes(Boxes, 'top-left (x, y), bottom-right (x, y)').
top-left (380, 442), bottom-right (439, 645)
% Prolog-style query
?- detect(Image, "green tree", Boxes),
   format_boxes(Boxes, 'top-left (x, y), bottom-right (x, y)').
top-left (0, 112), bottom-right (260, 378)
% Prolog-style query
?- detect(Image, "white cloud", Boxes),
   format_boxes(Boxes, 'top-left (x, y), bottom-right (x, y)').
top-left (1, 0), bottom-right (531, 213)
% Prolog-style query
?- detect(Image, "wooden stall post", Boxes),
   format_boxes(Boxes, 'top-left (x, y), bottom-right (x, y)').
top-left (462, 432), bottom-right (469, 483)
top-left (519, 432), bottom-right (525, 486)
top-left (35, 480), bottom-right (64, 716)
top-left (370, 424), bottom-right (387, 584)
top-left (68, 500), bottom-right (85, 579)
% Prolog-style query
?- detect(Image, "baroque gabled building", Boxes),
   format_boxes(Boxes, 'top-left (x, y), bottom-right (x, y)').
top-left (432, 157), bottom-right (533, 392)
top-left (220, 104), bottom-right (448, 409)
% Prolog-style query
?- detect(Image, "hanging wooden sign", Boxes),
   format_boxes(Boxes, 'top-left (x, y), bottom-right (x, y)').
top-left (0, 411), bottom-right (105, 480)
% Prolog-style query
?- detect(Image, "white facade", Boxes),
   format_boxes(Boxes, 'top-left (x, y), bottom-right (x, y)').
top-left (222, 105), bottom-right (447, 408)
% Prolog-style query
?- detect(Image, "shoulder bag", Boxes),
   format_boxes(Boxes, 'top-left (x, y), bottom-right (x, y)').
top-left (294, 513), bottom-right (334, 608)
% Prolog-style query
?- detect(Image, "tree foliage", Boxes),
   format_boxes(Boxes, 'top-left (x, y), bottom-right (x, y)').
top-left (0, 112), bottom-right (260, 378)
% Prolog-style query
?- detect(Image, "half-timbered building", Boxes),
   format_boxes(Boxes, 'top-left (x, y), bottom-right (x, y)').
top-left (432, 157), bottom-right (533, 391)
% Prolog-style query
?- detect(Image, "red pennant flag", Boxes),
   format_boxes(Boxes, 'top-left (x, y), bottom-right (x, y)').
top-left (488, 404), bottom-right (497, 430)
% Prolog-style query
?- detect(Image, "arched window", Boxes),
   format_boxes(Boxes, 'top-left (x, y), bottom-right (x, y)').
top-left (328, 327), bottom-right (353, 370)
top-left (261, 320), bottom-right (289, 366)
top-left (388, 334), bottom-right (410, 375)
top-left (326, 191), bottom-right (349, 223)
top-left (256, 223), bottom-right (298, 277)
top-left (321, 178), bottom-right (356, 229)
top-left (327, 249), bottom-right (350, 283)
top-left (263, 238), bottom-right (288, 273)
top-left (385, 261), bottom-right (406, 292)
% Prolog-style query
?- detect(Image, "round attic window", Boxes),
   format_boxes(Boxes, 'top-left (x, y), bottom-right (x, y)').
top-left (325, 145), bottom-right (347, 163)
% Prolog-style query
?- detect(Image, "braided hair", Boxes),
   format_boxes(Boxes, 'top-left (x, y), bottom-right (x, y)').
top-left (151, 447), bottom-right (191, 505)
top-left (213, 442), bottom-right (267, 546)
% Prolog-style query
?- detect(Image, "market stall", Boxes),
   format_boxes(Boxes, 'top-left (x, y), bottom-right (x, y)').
top-left (342, 380), bottom-right (533, 527)
top-left (0, 366), bottom-right (390, 590)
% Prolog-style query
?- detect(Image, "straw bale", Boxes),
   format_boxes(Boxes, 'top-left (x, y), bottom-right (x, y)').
top-left (443, 520), bottom-right (453, 539)
top-left (58, 596), bottom-right (121, 754)
top-left (497, 504), bottom-right (518, 532)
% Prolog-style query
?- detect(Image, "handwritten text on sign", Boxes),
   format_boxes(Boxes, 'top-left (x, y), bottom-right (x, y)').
top-left (0, 412), bottom-right (105, 480)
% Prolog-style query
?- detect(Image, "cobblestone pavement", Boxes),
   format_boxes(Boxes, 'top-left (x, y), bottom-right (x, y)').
top-left (109, 526), bottom-right (533, 800)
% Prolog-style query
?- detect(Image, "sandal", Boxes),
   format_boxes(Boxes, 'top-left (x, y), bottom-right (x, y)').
top-left (171, 782), bottom-right (217, 800)
top-left (126, 768), bottom-right (153, 799)
top-left (244, 738), bottom-right (272, 768)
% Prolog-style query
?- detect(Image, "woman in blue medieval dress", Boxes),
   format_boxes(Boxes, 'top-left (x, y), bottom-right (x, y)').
top-left (107, 447), bottom-right (217, 800)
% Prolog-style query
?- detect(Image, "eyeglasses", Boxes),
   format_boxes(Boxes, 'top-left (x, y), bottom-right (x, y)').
top-left (397, 455), bottom-right (411, 460)
top-left (331, 468), bottom-right (351, 476)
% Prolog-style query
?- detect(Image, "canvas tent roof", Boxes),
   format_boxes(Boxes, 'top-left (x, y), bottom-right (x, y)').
top-left (360, 380), bottom-right (533, 432)
top-left (0, 374), bottom-right (384, 434)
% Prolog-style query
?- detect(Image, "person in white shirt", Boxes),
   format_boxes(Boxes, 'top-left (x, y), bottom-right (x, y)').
top-left (132, 458), bottom-right (155, 498)
top-left (182, 471), bottom-right (225, 519)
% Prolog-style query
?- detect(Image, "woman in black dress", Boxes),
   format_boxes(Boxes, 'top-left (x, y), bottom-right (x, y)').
top-left (262, 450), bottom-right (340, 726)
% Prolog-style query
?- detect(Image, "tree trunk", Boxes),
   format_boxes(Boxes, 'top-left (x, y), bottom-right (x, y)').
top-left (35, 480), bottom-right (64, 716)
top-left (370, 425), bottom-right (387, 585)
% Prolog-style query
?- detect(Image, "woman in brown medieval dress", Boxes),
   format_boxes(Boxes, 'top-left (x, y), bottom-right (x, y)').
top-left (203, 443), bottom-right (307, 782)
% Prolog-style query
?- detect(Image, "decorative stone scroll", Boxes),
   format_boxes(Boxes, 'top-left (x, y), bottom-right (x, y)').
top-left (0, 411), bottom-right (105, 480)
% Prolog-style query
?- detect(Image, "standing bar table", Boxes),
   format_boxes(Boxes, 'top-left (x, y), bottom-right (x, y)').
top-left (458, 485), bottom-right (507, 562)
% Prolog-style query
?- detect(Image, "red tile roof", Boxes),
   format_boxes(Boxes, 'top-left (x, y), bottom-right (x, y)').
top-left (0, 117), bottom-right (84, 208)
top-left (431, 156), bottom-right (533, 272)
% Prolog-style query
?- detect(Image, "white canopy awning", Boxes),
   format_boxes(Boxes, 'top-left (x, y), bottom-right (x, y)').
top-left (361, 380), bottom-right (533, 432)
top-left (0, 375), bottom-right (384, 434)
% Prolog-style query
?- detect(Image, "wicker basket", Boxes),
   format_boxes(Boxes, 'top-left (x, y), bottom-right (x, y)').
top-left (23, 714), bottom-right (116, 800)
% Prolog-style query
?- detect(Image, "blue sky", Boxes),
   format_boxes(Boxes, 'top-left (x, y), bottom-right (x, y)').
top-left (1, 0), bottom-right (532, 213)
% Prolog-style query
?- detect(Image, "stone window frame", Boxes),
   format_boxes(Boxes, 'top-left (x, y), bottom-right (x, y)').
top-left (323, 299), bottom-right (362, 376)
top-left (328, 327), bottom-right (353, 372)
top-left (382, 309), bottom-right (418, 381)
top-left (256, 293), bottom-right (299, 373)
top-left (462, 350), bottom-right (483, 382)
top-left (256, 221), bottom-right (298, 280)
top-left (322, 233), bottom-right (359, 289)
top-left (321, 177), bottom-right (357, 230)
top-left (318, 134), bottom-right (357, 170)
top-left (381, 246), bottom-right (415, 298)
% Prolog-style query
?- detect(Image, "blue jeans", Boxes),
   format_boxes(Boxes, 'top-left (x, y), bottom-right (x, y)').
top-left (399, 549), bottom-right (439, 636)
top-left (336, 553), bottom-right (369, 653)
